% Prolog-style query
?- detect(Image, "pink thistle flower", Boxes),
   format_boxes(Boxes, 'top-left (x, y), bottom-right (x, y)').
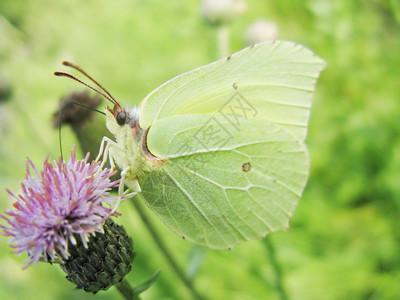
top-left (0, 146), bottom-right (120, 267)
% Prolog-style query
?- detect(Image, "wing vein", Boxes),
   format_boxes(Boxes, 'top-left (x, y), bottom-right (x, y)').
top-left (164, 167), bottom-right (231, 246)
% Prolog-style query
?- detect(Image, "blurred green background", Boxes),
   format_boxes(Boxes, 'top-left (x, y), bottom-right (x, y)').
top-left (1, 0), bottom-right (399, 299)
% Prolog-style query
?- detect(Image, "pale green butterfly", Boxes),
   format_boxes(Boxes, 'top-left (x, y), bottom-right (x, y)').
top-left (56, 41), bottom-right (326, 249)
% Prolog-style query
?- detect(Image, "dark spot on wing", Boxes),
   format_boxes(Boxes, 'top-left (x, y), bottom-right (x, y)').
top-left (242, 162), bottom-right (251, 172)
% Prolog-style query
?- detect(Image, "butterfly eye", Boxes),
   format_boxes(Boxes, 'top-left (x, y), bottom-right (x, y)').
top-left (116, 111), bottom-right (127, 126)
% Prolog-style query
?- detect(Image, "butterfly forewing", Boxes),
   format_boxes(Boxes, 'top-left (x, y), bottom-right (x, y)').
top-left (139, 41), bottom-right (326, 143)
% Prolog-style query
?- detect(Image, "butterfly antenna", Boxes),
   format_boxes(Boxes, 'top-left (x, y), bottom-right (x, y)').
top-left (54, 71), bottom-right (117, 105)
top-left (60, 61), bottom-right (120, 107)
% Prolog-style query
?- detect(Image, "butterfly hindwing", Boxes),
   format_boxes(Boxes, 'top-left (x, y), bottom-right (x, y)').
top-left (139, 115), bottom-right (308, 249)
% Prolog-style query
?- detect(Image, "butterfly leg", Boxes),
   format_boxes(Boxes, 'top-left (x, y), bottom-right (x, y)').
top-left (119, 166), bottom-right (141, 199)
top-left (106, 167), bottom-right (140, 215)
top-left (95, 136), bottom-right (122, 171)
top-left (95, 137), bottom-right (125, 212)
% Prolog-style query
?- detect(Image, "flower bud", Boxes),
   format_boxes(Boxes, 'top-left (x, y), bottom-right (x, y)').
top-left (60, 219), bottom-right (136, 293)
top-left (201, 0), bottom-right (247, 25)
top-left (52, 91), bottom-right (106, 161)
top-left (244, 19), bottom-right (279, 45)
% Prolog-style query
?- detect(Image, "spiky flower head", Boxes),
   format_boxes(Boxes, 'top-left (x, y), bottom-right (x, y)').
top-left (0, 146), bottom-right (120, 267)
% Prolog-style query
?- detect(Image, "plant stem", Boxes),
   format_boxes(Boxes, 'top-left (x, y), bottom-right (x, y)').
top-left (115, 279), bottom-right (140, 300)
top-left (216, 24), bottom-right (230, 58)
top-left (263, 236), bottom-right (289, 300)
top-left (131, 196), bottom-right (204, 300)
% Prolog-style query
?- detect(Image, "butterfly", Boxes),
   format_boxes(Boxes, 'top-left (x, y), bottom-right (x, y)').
top-left (56, 41), bottom-right (326, 249)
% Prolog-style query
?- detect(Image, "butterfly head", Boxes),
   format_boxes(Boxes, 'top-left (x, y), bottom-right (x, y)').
top-left (53, 61), bottom-right (143, 137)
top-left (105, 105), bottom-right (142, 139)
top-left (107, 105), bottom-right (140, 128)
